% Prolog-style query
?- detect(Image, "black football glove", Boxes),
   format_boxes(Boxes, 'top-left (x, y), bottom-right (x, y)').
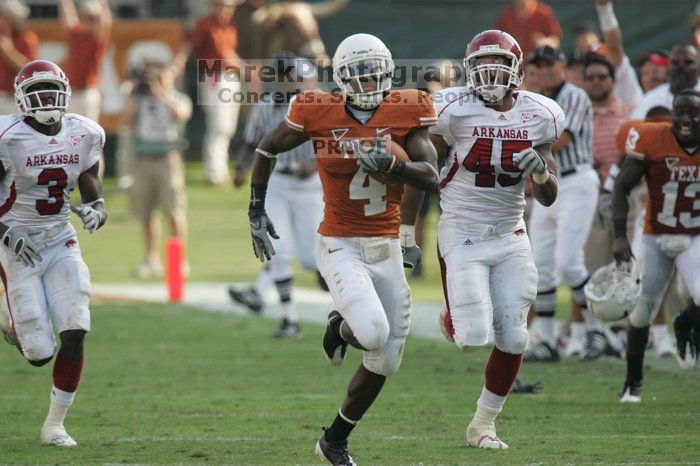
top-left (249, 210), bottom-right (278, 262)
top-left (401, 244), bottom-right (422, 269)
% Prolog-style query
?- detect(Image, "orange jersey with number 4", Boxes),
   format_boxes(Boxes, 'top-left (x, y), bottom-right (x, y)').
top-left (620, 122), bottom-right (700, 235)
top-left (285, 90), bottom-right (436, 237)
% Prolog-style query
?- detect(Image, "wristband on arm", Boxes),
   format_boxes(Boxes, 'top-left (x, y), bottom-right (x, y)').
top-left (249, 183), bottom-right (268, 214)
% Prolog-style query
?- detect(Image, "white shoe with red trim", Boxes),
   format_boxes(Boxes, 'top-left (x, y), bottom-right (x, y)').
top-left (41, 423), bottom-right (77, 447)
top-left (466, 419), bottom-right (509, 449)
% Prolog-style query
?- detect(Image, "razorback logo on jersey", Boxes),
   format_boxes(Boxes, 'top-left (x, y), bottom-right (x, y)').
top-left (65, 239), bottom-right (77, 248)
top-left (71, 134), bottom-right (86, 145)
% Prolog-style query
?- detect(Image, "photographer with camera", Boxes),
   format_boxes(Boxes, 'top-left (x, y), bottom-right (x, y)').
top-left (121, 61), bottom-right (193, 279)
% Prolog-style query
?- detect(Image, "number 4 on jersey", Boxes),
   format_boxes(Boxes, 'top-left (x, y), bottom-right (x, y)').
top-left (463, 138), bottom-right (531, 188)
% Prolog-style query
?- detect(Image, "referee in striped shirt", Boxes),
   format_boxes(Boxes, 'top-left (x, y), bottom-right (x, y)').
top-left (526, 46), bottom-right (607, 362)
top-left (230, 53), bottom-right (325, 338)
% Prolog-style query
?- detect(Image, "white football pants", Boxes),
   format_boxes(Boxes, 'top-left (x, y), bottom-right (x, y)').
top-left (438, 219), bottom-right (538, 355)
top-left (530, 166), bottom-right (599, 291)
top-left (0, 223), bottom-right (91, 362)
top-left (266, 172), bottom-right (324, 280)
top-left (316, 235), bottom-right (411, 377)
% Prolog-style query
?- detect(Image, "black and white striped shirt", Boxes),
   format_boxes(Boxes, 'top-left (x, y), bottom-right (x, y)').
top-left (243, 99), bottom-right (316, 177)
top-left (550, 82), bottom-right (593, 172)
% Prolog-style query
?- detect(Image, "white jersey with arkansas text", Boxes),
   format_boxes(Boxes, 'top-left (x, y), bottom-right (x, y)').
top-left (431, 87), bottom-right (564, 226)
top-left (0, 113), bottom-right (105, 229)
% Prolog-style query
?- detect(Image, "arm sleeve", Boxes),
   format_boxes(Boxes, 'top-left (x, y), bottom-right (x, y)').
top-left (83, 124), bottom-right (106, 171)
top-left (536, 99), bottom-right (565, 145)
top-left (613, 55), bottom-right (644, 106)
top-left (620, 124), bottom-right (646, 160)
top-left (429, 91), bottom-right (455, 146)
top-left (417, 90), bottom-right (437, 128)
top-left (284, 94), bottom-right (306, 132)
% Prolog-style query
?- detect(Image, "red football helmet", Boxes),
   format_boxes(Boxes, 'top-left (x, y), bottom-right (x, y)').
top-left (464, 30), bottom-right (524, 103)
top-left (14, 60), bottom-right (71, 125)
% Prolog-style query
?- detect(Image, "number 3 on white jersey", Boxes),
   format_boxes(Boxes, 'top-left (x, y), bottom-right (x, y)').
top-left (658, 181), bottom-right (700, 228)
top-left (349, 169), bottom-right (387, 216)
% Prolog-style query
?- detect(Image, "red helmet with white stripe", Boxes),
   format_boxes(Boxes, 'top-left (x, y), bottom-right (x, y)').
top-left (14, 60), bottom-right (71, 125)
top-left (464, 30), bottom-right (524, 103)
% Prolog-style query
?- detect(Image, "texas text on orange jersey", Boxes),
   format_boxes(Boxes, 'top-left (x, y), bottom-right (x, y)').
top-left (618, 121), bottom-right (700, 235)
top-left (284, 89), bottom-right (436, 237)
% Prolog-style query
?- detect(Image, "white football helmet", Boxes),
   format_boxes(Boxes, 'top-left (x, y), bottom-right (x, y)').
top-left (584, 260), bottom-right (642, 321)
top-left (332, 33), bottom-right (394, 110)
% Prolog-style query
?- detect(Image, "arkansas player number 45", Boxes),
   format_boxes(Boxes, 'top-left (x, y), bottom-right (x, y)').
top-left (463, 138), bottom-right (531, 188)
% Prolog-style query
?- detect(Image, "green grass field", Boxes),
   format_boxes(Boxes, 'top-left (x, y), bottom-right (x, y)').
top-left (2, 165), bottom-right (699, 464)
top-left (1, 304), bottom-right (699, 464)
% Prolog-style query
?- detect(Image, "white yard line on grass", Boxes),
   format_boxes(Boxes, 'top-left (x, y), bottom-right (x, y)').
top-left (92, 282), bottom-right (446, 342)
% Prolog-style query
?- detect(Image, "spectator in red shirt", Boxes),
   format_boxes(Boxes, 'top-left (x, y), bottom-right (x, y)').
top-left (0, 0), bottom-right (37, 115)
top-left (59, 0), bottom-right (112, 122)
top-left (173, 0), bottom-right (243, 185)
top-left (494, 0), bottom-right (562, 56)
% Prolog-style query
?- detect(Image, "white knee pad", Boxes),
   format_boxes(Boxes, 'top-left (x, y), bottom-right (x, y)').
top-left (494, 327), bottom-right (529, 355)
top-left (450, 305), bottom-right (490, 352)
top-left (16, 317), bottom-right (56, 361)
top-left (354, 317), bottom-right (390, 352)
top-left (363, 335), bottom-right (407, 376)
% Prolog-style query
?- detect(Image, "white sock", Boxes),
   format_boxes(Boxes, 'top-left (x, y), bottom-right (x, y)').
top-left (45, 386), bottom-right (75, 427)
top-left (650, 324), bottom-right (668, 344)
top-left (476, 386), bottom-right (506, 413)
top-left (253, 268), bottom-right (273, 297)
top-left (538, 317), bottom-right (557, 347)
top-left (581, 309), bottom-right (603, 331)
top-left (570, 322), bottom-right (586, 343)
top-left (281, 300), bottom-right (298, 323)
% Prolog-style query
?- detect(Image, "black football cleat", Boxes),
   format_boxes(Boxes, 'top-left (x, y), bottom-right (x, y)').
top-left (580, 330), bottom-right (610, 361)
top-left (619, 377), bottom-right (643, 403)
top-left (228, 287), bottom-right (263, 314)
top-left (524, 341), bottom-right (560, 362)
top-left (315, 429), bottom-right (356, 466)
top-left (323, 310), bottom-right (347, 366)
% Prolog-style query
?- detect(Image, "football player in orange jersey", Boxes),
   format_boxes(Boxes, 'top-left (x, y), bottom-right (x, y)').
top-left (612, 89), bottom-right (700, 403)
top-left (247, 34), bottom-right (438, 465)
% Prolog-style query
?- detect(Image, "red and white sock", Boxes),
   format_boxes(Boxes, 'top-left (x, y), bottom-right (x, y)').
top-left (45, 356), bottom-right (84, 427)
top-left (473, 347), bottom-right (523, 426)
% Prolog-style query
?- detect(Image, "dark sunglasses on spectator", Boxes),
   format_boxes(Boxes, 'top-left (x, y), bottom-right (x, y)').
top-left (584, 73), bottom-right (611, 81)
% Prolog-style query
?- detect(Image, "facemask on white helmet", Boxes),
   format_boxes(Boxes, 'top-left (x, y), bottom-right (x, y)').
top-left (465, 50), bottom-right (521, 104)
top-left (16, 80), bottom-right (71, 126)
top-left (334, 54), bottom-right (394, 110)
